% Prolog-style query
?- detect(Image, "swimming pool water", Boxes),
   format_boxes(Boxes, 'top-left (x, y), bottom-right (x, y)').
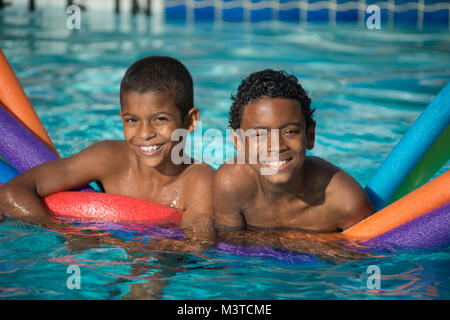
top-left (0, 5), bottom-right (449, 299)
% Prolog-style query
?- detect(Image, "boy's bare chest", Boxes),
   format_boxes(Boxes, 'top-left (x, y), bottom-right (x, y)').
top-left (243, 192), bottom-right (337, 232)
top-left (99, 169), bottom-right (187, 210)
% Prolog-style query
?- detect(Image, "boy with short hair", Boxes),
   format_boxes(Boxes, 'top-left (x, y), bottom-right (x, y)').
top-left (0, 56), bottom-right (214, 243)
top-left (213, 69), bottom-right (374, 256)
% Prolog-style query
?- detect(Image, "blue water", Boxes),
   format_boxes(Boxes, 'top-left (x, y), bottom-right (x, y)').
top-left (0, 5), bottom-right (449, 299)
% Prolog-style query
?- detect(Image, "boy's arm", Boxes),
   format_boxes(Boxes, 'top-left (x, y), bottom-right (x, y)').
top-left (181, 164), bottom-right (216, 242)
top-left (327, 170), bottom-right (375, 231)
top-left (212, 165), bottom-right (284, 248)
top-left (212, 164), bottom-right (247, 232)
top-left (0, 141), bottom-right (120, 228)
top-left (42, 162), bottom-right (216, 255)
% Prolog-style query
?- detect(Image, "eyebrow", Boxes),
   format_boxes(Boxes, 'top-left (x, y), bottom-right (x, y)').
top-left (279, 122), bottom-right (302, 129)
top-left (248, 122), bottom-right (302, 130)
top-left (122, 111), bottom-right (173, 118)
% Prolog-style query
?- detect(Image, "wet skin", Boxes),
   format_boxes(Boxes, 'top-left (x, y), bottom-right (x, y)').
top-left (213, 96), bottom-right (374, 233)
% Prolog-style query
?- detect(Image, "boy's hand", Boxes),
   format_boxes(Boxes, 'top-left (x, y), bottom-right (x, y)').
top-left (63, 232), bottom-right (105, 252)
top-left (278, 235), bottom-right (367, 263)
top-left (218, 228), bottom-right (367, 263)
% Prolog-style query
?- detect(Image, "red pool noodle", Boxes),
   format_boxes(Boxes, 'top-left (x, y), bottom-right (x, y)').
top-left (43, 191), bottom-right (183, 224)
top-left (0, 183), bottom-right (183, 225)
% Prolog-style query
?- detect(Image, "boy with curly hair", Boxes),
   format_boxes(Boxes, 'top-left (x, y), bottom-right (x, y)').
top-left (213, 69), bottom-right (374, 255)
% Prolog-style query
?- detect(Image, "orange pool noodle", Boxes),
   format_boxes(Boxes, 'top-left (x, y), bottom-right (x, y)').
top-left (0, 49), bottom-right (59, 156)
top-left (344, 170), bottom-right (450, 240)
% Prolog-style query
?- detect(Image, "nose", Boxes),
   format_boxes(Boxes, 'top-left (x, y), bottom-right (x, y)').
top-left (266, 129), bottom-right (288, 154)
top-left (258, 130), bottom-right (288, 164)
top-left (138, 122), bottom-right (157, 141)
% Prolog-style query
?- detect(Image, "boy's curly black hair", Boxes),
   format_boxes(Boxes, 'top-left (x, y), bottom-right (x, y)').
top-left (229, 69), bottom-right (315, 130)
top-left (120, 56), bottom-right (193, 120)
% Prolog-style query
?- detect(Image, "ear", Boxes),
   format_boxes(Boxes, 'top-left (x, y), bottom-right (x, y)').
top-left (306, 121), bottom-right (316, 150)
top-left (230, 129), bottom-right (244, 154)
top-left (184, 108), bottom-right (200, 133)
top-left (231, 129), bottom-right (239, 150)
top-left (119, 110), bottom-right (125, 122)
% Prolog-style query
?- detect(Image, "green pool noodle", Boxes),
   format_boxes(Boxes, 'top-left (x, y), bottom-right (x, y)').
top-left (389, 124), bottom-right (450, 203)
top-left (1, 155), bottom-right (9, 165)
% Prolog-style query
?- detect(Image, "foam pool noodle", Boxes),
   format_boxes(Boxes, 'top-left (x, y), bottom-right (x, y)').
top-left (389, 125), bottom-right (450, 203)
top-left (364, 82), bottom-right (450, 211)
top-left (0, 103), bottom-right (93, 192)
top-left (0, 48), bottom-right (59, 156)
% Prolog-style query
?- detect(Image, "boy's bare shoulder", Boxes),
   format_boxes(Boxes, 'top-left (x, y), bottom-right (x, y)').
top-left (184, 162), bottom-right (216, 184)
top-left (305, 156), bottom-right (341, 175)
top-left (303, 156), bottom-right (342, 191)
top-left (86, 140), bottom-right (126, 153)
top-left (307, 156), bottom-right (374, 229)
top-left (213, 162), bottom-right (258, 201)
top-left (84, 140), bottom-right (127, 156)
top-left (306, 155), bottom-right (365, 202)
top-left (74, 140), bottom-right (129, 172)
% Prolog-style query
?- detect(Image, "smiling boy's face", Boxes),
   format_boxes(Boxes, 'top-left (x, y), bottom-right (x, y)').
top-left (237, 96), bottom-right (315, 185)
top-left (120, 90), bottom-right (186, 168)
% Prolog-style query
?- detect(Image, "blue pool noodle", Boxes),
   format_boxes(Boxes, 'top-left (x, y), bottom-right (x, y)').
top-left (365, 82), bottom-right (450, 211)
top-left (0, 158), bottom-right (19, 183)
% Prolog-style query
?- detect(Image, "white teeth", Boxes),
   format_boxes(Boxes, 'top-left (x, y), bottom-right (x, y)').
top-left (140, 145), bottom-right (161, 152)
top-left (263, 160), bottom-right (288, 167)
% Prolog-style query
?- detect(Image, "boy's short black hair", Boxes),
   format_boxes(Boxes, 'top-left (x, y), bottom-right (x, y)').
top-left (229, 69), bottom-right (315, 130)
top-left (120, 56), bottom-right (193, 120)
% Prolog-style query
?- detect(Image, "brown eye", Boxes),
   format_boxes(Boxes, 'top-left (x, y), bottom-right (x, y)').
top-left (283, 129), bottom-right (299, 136)
top-left (125, 118), bottom-right (137, 124)
top-left (255, 130), bottom-right (267, 137)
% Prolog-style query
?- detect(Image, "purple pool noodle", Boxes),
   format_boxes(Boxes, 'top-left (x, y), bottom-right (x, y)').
top-left (72, 221), bottom-right (321, 265)
top-left (0, 104), bottom-right (93, 192)
top-left (109, 223), bottom-right (186, 241)
top-left (0, 103), bottom-right (58, 172)
top-left (364, 202), bottom-right (450, 248)
top-left (70, 220), bottom-right (186, 241)
top-left (215, 242), bottom-right (323, 265)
